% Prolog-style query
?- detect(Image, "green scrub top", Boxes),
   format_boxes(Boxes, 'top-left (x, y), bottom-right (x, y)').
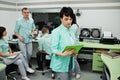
top-left (14, 17), bottom-right (35, 43)
top-left (0, 37), bottom-right (10, 59)
top-left (38, 34), bottom-right (52, 59)
top-left (50, 24), bottom-right (77, 72)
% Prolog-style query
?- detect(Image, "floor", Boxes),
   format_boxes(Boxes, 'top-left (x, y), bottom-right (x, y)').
top-left (7, 58), bottom-right (102, 80)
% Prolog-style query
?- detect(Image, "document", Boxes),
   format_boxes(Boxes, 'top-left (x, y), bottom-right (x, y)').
top-left (7, 51), bottom-right (21, 59)
top-left (7, 55), bottom-right (18, 59)
top-left (63, 45), bottom-right (83, 54)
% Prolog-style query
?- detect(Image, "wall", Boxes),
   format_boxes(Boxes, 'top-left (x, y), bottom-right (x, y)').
top-left (0, 0), bottom-right (120, 39)
top-left (15, 0), bottom-right (120, 39)
top-left (76, 9), bottom-right (120, 38)
top-left (0, 10), bottom-right (21, 38)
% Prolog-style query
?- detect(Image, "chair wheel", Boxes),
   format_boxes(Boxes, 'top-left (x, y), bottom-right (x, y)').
top-left (13, 77), bottom-right (17, 80)
top-left (52, 73), bottom-right (55, 79)
top-left (42, 72), bottom-right (45, 75)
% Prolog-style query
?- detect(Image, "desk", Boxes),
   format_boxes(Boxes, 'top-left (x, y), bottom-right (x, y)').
top-left (80, 42), bottom-right (120, 51)
top-left (79, 42), bottom-right (120, 71)
top-left (101, 53), bottom-right (120, 80)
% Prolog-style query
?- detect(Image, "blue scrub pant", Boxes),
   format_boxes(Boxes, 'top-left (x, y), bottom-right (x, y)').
top-left (18, 40), bottom-right (32, 64)
top-left (3, 54), bottom-right (29, 77)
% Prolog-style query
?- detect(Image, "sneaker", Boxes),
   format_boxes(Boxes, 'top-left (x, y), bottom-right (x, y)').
top-left (26, 67), bottom-right (35, 73)
top-left (22, 76), bottom-right (30, 80)
top-left (76, 74), bottom-right (81, 79)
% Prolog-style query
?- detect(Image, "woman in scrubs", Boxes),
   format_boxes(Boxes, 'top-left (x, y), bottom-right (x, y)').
top-left (50, 7), bottom-right (77, 80)
top-left (0, 26), bottom-right (34, 80)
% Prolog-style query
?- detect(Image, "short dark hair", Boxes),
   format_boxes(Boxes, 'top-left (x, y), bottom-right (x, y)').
top-left (60, 7), bottom-right (74, 19)
top-left (22, 7), bottom-right (29, 12)
top-left (0, 26), bottom-right (6, 39)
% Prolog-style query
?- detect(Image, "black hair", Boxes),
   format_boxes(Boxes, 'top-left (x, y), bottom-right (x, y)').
top-left (72, 14), bottom-right (79, 28)
top-left (60, 7), bottom-right (74, 19)
top-left (0, 26), bottom-right (6, 39)
top-left (72, 13), bottom-right (76, 24)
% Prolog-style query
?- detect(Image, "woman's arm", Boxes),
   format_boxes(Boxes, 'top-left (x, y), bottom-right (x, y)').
top-left (0, 52), bottom-right (11, 57)
top-left (0, 51), bottom-right (18, 57)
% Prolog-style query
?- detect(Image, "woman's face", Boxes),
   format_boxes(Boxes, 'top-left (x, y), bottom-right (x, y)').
top-left (2, 30), bottom-right (7, 37)
top-left (61, 15), bottom-right (73, 28)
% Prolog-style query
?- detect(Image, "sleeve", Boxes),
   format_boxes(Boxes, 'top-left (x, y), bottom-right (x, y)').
top-left (51, 30), bottom-right (60, 54)
top-left (38, 39), bottom-right (43, 50)
top-left (14, 20), bottom-right (20, 33)
top-left (32, 19), bottom-right (36, 30)
top-left (0, 44), bottom-right (3, 53)
top-left (75, 25), bottom-right (80, 44)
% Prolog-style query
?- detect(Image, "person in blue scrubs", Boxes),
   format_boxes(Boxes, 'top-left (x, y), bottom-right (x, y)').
top-left (14, 7), bottom-right (36, 66)
top-left (50, 7), bottom-right (77, 80)
top-left (0, 26), bottom-right (35, 80)
top-left (36, 26), bottom-right (52, 70)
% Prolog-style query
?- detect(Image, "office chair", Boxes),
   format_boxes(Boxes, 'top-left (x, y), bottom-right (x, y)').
top-left (36, 51), bottom-right (55, 79)
top-left (6, 43), bottom-right (20, 80)
top-left (41, 59), bottom-right (55, 79)
top-left (6, 64), bottom-right (18, 80)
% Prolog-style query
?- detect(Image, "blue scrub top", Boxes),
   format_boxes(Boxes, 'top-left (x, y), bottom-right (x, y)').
top-left (0, 37), bottom-right (10, 59)
top-left (38, 34), bottom-right (52, 59)
top-left (14, 17), bottom-right (35, 43)
top-left (50, 24), bottom-right (77, 72)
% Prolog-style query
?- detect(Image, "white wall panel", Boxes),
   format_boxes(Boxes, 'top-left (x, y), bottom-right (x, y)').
top-left (76, 9), bottom-right (120, 39)
top-left (0, 11), bottom-right (21, 38)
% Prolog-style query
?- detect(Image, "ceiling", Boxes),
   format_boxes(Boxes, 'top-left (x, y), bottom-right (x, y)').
top-left (0, 0), bottom-right (120, 12)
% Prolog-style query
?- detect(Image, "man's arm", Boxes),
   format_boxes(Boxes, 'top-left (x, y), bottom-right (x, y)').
top-left (14, 32), bottom-right (24, 42)
top-left (37, 47), bottom-right (48, 55)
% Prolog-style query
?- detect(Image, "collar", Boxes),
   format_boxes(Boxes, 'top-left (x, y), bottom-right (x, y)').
top-left (22, 17), bottom-right (29, 21)
top-left (43, 33), bottom-right (49, 37)
top-left (60, 24), bottom-right (72, 31)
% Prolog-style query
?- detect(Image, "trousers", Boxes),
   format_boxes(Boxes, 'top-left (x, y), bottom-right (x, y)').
top-left (3, 54), bottom-right (29, 77)
top-left (18, 40), bottom-right (32, 63)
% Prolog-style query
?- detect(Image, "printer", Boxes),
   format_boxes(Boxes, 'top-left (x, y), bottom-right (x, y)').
top-left (100, 31), bottom-right (119, 44)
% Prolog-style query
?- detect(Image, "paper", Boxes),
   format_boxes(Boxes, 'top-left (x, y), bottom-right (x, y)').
top-left (63, 45), bottom-right (83, 54)
top-left (103, 31), bottom-right (112, 38)
top-left (7, 55), bottom-right (18, 59)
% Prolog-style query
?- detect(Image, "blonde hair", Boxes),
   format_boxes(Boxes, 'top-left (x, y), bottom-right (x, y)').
top-left (41, 27), bottom-right (49, 34)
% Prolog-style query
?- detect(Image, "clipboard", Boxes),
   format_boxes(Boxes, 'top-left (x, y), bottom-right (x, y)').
top-left (63, 45), bottom-right (84, 54)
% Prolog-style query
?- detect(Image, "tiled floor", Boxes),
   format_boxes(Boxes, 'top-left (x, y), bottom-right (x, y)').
top-left (7, 58), bottom-right (102, 80)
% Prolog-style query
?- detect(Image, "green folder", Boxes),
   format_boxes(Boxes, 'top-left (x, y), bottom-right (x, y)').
top-left (63, 45), bottom-right (84, 54)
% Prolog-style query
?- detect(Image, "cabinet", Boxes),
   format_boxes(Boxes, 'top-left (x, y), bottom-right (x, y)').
top-left (92, 53), bottom-right (104, 72)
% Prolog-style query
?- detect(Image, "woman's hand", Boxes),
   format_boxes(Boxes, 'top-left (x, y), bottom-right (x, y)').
top-left (0, 57), bottom-right (3, 61)
top-left (31, 30), bottom-right (37, 38)
top-left (63, 49), bottom-right (75, 56)
top-left (9, 52), bottom-right (19, 56)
